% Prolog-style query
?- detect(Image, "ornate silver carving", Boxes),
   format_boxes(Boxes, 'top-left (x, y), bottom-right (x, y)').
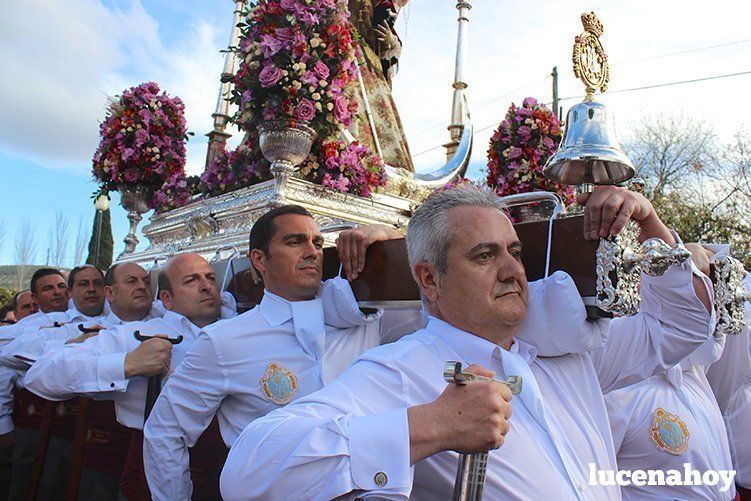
top-left (119, 177), bottom-right (415, 267)
top-left (633, 238), bottom-right (691, 277)
top-left (712, 256), bottom-right (749, 335)
top-left (596, 222), bottom-right (641, 316)
top-left (596, 224), bottom-right (692, 316)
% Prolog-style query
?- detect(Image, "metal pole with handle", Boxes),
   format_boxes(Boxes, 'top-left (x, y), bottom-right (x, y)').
top-left (133, 330), bottom-right (183, 422)
top-left (443, 361), bottom-right (522, 501)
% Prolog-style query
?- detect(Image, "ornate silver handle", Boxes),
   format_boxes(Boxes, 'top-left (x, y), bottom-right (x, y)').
top-left (596, 222), bottom-right (691, 316)
top-left (443, 361), bottom-right (522, 501)
top-left (712, 256), bottom-right (749, 335)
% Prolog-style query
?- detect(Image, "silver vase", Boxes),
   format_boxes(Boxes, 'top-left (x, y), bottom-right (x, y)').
top-left (118, 184), bottom-right (153, 258)
top-left (258, 121), bottom-right (316, 207)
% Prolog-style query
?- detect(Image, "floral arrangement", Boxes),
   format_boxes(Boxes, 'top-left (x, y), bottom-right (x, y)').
top-left (200, 138), bottom-right (270, 196)
top-left (198, 0), bottom-right (387, 198)
top-left (228, 0), bottom-right (359, 135)
top-left (300, 139), bottom-right (386, 197)
top-left (92, 82), bottom-right (192, 210)
top-left (151, 172), bottom-right (197, 212)
top-left (486, 97), bottom-right (575, 205)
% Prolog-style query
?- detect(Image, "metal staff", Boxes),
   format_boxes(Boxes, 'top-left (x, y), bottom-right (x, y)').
top-left (133, 331), bottom-right (183, 421)
top-left (443, 361), bottom-right (522, 501)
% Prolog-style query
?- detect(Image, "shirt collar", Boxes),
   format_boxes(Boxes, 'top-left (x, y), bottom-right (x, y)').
top-left (427, 316), bottom-right (538, 368)
top-left (260, 289), bottom-right (324, 327)
top-left (161, 310), bottom-right (202, 336)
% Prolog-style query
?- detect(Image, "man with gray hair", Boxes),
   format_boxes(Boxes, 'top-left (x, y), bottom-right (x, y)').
top-left (220, 185), bottom-right (714, 499)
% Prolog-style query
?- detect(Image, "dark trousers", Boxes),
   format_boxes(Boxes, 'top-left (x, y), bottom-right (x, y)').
top-left (8, 427), bottom-right (37, 500)
top-left (37, 435), bottom-right (72, 501)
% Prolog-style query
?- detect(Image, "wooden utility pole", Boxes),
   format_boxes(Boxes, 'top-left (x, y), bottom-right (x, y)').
top-left (551, 66), bottom-right (559, 117)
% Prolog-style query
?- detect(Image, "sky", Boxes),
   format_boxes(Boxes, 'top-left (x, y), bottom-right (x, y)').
top-left (1, 0), bottom-right (750, 266)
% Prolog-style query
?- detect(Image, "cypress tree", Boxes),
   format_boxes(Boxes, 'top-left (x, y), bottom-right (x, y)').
top-left (85, 208), bottom-right (113, 270)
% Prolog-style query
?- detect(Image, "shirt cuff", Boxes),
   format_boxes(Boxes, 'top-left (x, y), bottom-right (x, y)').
top-left (349, 408), bottom-right (412, 492)
top-left (97, 352), bottom-right (128, 391)
top-left (0, 416), bottom-right (13, 435)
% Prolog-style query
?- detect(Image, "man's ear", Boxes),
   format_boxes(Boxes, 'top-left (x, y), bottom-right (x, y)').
top-left (159, 289), bottom-right (173, 310)
top-left (250, 249), bottom-right (267, 275)
top-left (104, 285), bottom-right (115, 303)
top-left (412, 262), bottom-right (440, 303)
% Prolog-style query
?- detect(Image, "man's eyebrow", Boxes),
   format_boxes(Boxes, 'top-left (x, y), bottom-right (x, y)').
top-left (281, 233), bottom-right (307, 242)
top-left (464, 242), bottom-right (500, 257)
top-left (509, 240), bottom-right (523, 251)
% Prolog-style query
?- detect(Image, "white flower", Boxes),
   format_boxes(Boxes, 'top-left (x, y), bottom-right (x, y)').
top-left (310, 38), bottom-right (321, 48)
top-left (312, 92), bottom-right (321, 101)
top-left (314, 102), bottom-right (322, 111)
top-left (326, 102), bottom-right (334, 111)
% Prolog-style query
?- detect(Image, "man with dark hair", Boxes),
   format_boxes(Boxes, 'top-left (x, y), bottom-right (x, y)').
top-left (220, 187), bottom-right (715, 499)
top-left (67, 265), bottom-right (106, 318)
top-left (1, 262), bottom-right (156, 499)
top-left (11, 291), bottom-right (37, 322)
top-left (24, 253), bottom-right (235, 499)
top-left (143, 206), bottom-right (423, 500)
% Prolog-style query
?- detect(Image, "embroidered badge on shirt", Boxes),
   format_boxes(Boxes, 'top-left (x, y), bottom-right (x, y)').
top-left (649, 408), bottom-right (689, 455)
top-left (259, 362), bottom-right (298, 405)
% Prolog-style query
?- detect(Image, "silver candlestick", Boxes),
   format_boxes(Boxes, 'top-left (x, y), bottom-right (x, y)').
top-left (118, 185), bottom-right (152, 258)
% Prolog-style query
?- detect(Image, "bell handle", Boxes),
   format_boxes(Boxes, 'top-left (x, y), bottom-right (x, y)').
top-left (498, 192), bottom-right (565, 214)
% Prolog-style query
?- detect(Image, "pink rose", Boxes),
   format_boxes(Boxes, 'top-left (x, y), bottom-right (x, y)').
top-left (332, 95), bottom-right (350, 124)
top-left (259, 64), bottom-right (283, 88)
top-left (294, 99), bottom-right (316, 121)
top-left (123, 168), bottom-right (139, 183)
top-left (313, 60), bottom-right (330, 81)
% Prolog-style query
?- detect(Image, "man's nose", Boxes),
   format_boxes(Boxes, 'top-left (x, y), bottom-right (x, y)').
top-left (302, 239), bottom-right (319, 257)
top-left (497, 254), bottom-right (525, 282)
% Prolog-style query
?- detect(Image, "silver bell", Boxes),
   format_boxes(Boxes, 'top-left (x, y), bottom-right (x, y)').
top-left (543, 11), bottom-right (635, 188)
top-left (543, 99), bottom-right (634, 186)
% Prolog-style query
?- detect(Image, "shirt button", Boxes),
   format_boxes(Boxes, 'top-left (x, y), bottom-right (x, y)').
top-left (110, 383), bottom-right (115, 388)
top-left (578, 483), bottom-right (586, 492)
top-left (374, 472), bottom-right (388, 487)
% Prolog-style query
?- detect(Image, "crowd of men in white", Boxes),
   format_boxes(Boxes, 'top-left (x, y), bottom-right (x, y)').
top-left (0, 185), bottom-right (748, 500)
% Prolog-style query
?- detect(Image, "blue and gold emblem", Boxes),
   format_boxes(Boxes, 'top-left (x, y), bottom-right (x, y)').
top-left (259, 362), bottom-right (298, 405)
top-left (649, 408), bottom-right (689, 455)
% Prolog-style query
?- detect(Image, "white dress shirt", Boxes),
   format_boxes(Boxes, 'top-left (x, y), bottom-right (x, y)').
top-left (23, 310), bottom-right (206, 430)
top-left (0, 367), bottom-right (16, 434)
top-left (143, 279), bottom-right (424, 501)
top-left (0, 309), bottom-right (72, 347)
top-left (605, 267), bottom-right (735, 500)
top-left (220, 261), bottom-right (713, 500)
top-left (707, 272), bottom-right (751, 488)
top-left (0, 309), bottom-right (119, 373)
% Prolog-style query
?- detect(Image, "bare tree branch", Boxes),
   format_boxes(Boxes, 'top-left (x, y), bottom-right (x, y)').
top-left (72, 217), bottom-right (88, 268)
top-left (14, 219), bottom-right (37, 289)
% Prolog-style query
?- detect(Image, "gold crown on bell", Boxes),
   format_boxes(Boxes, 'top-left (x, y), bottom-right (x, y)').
top-left (581, 11), bottom-right (604, 37)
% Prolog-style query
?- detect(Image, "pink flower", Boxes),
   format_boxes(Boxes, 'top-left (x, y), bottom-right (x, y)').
top-left (123, 168), bottom-right (139, 183)
top-left (294, 99), bottom-right (316, 121)
top-left (332, 94), bottom-right (350, 124)
top-left (508, 147), bottom-right (522, 159)
top-left (258, 64), bottom-right (283, 88)
top-left (313, 60), bottom-right (330, 81)
top-left (260, 34), bottom-right (284, 58)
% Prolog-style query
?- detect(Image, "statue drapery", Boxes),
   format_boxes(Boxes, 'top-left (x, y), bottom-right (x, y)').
top-left (347, 0), bottom-right (414, 172)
